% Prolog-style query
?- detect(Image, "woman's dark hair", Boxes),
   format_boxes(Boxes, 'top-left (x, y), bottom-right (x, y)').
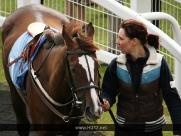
top-left (120, 19), bottom-right (159, 50)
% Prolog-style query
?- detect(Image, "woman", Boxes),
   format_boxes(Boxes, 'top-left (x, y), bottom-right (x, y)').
top-left (101, 19), bottom-right (181, 136)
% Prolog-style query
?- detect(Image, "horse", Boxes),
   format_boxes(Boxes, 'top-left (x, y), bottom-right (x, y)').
top-left (1, 4), bottom-right (103, 136)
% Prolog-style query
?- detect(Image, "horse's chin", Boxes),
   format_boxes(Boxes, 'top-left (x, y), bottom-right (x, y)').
top-left (85, 107), bottom-right (101, 122)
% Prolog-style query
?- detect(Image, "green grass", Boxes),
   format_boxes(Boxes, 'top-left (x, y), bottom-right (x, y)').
top-left (0, 27), bottom-right (6, 84)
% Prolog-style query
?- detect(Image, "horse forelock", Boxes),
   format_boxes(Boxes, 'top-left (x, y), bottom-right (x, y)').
top-left (65, 21), bottom-right (100, 52)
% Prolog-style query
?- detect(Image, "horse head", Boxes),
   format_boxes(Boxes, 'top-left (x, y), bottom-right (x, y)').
top-left (61, 22), bottom-right (103, 121)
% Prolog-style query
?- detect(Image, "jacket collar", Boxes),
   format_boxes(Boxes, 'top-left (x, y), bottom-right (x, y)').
top-left (116, 44), bottom-right (158, 65)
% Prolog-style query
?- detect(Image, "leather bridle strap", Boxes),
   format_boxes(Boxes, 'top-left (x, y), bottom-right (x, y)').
top-left (65, 50), bottom-right (100, 93)
top-left (75, 85), bottom-right (100, 93)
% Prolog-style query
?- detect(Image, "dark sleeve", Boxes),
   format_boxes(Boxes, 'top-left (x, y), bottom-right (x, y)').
top-left (160, 57), bottom-right (181, 135)
top-left (101, 58), bottom-right (119, 107)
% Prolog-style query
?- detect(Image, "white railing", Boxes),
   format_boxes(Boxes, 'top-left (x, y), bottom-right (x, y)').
top-left (0, 16), bottom-right (5, 26)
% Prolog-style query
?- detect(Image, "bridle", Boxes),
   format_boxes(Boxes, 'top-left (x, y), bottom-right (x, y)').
top-left (28, 33), bottom-right (102, 122)
top-left (65, 50), bottom-right (102, 120)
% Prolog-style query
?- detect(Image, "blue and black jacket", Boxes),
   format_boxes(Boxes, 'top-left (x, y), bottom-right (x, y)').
top-left (101, 44), bottom-right (181, 135)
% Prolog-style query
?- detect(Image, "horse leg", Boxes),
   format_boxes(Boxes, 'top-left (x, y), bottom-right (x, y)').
top-left (10, 86), bottom-right (30, 136)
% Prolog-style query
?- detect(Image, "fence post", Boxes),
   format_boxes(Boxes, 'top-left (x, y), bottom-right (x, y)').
top-left (175, 60), bottom-right (181, 96)
top-left (151, 0), bottom-right (161, 28)
top-left (17, 0), bottom-right (41, 8)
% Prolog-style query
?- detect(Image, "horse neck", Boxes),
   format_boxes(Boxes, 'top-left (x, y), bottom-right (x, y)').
top-left (44, 46), bottom-right (72, 102)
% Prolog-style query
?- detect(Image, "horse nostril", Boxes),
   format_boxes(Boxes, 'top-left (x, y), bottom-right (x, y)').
top-left (85, 106), bottom-right (102, 118)
top-left (94, 106), bottom-right (102, 117)
top-left (86, 107), bottom-right (94, 115)
top-left (94, 110), bottom-right (98, 116)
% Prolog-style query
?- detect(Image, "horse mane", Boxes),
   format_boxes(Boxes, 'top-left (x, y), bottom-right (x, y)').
top-left (65, 21), bottom-right (100, 52)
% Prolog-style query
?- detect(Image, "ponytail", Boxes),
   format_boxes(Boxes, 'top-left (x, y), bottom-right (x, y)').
top-left (147, 34), bottom-right (159, 50)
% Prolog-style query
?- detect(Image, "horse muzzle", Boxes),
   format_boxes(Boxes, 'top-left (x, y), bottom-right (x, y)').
top-left (85, 105), bottom-right (103, 122)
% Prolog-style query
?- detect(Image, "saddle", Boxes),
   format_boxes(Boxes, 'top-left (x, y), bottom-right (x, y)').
top-left (7, 22), bottom-right (49, 70)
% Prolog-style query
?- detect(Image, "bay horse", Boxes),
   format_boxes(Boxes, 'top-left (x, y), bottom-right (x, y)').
top-left (1, 4), bottom-right (103, 136)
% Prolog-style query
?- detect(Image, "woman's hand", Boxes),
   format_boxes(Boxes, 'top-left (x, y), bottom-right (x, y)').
top-left (102, 99), bottom-right (110, 112)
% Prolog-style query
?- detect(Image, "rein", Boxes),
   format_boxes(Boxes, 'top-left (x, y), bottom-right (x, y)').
top-left (28, 45), bottom-right (83, 122)
top-left (30, 65), bottom-right (73, 106)
top-left (29, 71), bottom-right (75, 122)
top-left (34, 43), bottom-right (55, 75)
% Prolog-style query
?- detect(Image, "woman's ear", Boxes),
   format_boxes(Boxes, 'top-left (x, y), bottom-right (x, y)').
top-left (133, 38), bottom-right (139, 45)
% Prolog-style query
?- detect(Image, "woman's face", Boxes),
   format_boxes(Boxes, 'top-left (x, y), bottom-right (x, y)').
top-left (116, 28), bottom-right (134, 54)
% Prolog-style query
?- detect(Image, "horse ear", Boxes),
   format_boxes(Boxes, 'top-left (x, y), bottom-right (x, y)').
top-left (62, 25), bottom-right (73, 47)
top-left (87, 22), bottom-right (94, 39)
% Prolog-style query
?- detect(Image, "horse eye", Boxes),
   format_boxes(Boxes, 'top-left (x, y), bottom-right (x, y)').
top-left (71, 68), bottom-right (76, 74)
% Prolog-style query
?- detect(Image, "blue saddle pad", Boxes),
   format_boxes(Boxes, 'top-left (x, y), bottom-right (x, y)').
top-left (8, 32), bottom-right (46, 97)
